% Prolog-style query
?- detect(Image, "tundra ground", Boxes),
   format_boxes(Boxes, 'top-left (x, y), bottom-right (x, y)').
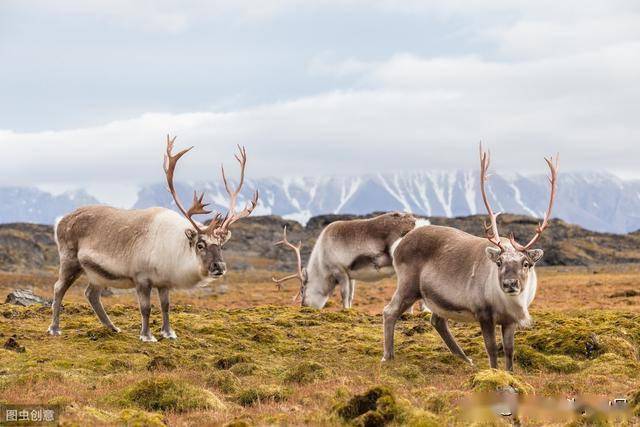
top-left (1, 265), bottom-right (640, 425)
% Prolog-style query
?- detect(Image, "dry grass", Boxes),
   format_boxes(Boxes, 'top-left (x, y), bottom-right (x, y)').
top-left (1, 264), bottom-right (640, 425)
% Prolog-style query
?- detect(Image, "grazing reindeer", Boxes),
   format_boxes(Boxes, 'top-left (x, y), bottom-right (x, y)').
top-left (272, 212), bottom-right (428, 308)
top-left (382, 145), bottom-right (558, 370)
top-left (48, 136), bottom-right (258, 341)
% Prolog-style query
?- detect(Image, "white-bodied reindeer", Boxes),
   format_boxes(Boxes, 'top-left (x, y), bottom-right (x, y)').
top-left (48, 136), bottom-right (258, 341)
top-left (272, 212), bottom-right (429, 308)
top-left (382, 145), bottom-right (558, 370)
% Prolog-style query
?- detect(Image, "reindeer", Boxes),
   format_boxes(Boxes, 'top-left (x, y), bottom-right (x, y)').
top-left (48, 136), bottom-right (258, 341)
top-left (381, 145), bottom-right (558, 370)
top-left (272, 212), bottom-right (429, 309)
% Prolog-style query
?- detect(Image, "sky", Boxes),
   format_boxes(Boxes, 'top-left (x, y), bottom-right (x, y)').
top-left (1, 0), bottom-right (639, 206)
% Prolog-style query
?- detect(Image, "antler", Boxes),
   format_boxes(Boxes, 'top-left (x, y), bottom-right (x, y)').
top-left (214, 145), bottom-right (259, 236)
top-left (164, 135), bottom-right (220, 233)
top-left (479, 143), bottom-right (505, 252)
top-left (271, 226), bottom-right (305, 302)
top-left (509, 154), bottom-right (559, 251)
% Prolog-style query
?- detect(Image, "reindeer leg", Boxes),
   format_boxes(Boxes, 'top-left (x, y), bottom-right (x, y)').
top-left (135, 280), bottom-right (156, 342)
top-left (479, 314), bottom-right (499, 369)
top-left (337, 273), bottom-right (352, 309)
top-left (382, 287), bottom-right (418, 361)
top-left (157, 287), bottom-right (177, 340)
top-left (348, 279), bottom-right (356, 307)
top-left (48, 257), bottom-right (82, 336)
top-left (501, 323), bottom-right (516, 371)
top-left (430, 314), bottom-right (473, 365)
top-left (85, 284), bottom-right (120, 333)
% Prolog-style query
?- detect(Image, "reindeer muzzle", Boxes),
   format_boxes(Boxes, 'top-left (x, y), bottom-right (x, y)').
top-left (502, 279), bottom-right (520, 294)
top-left (208, 262), bottom-right (227, 277)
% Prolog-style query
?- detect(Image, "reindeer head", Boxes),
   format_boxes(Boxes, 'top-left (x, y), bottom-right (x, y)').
top-left (384, 212), bottom-right (418, 238)
top-left (164, 135), bottom-right (259, 279)
top-left (479, 143), bottom-right (558, 295)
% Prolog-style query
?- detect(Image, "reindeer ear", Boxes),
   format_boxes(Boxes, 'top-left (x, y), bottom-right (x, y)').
top-left (222, 231), bottom-right (232, 245)
top-left (485, 247), bottom-right (502, 263)
top-left (527, 249), bottom-right (544, 263)
top-left (185, 229), bottom-right (197, 243)
top-left (302, 268), bottom-right (308, 283)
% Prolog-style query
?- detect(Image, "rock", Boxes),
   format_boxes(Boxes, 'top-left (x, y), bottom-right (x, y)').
top-left (3, 334), bottom-right (25, 353)
top-left (5, 289), bottom-right (51, 307)
top-left (609, 289), bottom-right (640, 298)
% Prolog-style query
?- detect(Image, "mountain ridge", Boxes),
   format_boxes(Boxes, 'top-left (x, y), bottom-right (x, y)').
top-left (2, 170), bottom-right (640, 233)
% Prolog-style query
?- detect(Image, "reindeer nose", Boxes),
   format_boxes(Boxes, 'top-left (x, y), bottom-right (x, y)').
top-left (502, 279), bottom-right (519, 292)
top-left (209, 262), bottom-right (227, 276)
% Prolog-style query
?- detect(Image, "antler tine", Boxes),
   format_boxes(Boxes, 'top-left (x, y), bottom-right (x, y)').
top-left (271, 226), bottom-right (305, 293)
top-left (163, 135), bottom-right (205, 233)
top-left (510, 153), bottom-right (559, 251)
top-left (211, 145), bottom-right (259, 235)
top-left (186, 191), bottom-right (212, 218)
top-left (479, 142), bottom-right (505, 252)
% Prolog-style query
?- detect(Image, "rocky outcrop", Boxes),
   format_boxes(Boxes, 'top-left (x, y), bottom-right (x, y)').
top-left (2, 213), bottom-right (640, 272)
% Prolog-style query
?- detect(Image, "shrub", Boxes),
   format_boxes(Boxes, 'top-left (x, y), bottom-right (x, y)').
top-left (114, 377), bottom-right (225, 413)
top-left (284, 361), bottom-right (326, 384)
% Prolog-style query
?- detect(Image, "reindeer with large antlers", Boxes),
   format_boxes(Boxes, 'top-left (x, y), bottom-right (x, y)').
top-left (382, 144), bottom-right (558, 370)
top-left (48, 135), bottom-right (258, 341)
top-left (272, 212), bottom-right (428, 309)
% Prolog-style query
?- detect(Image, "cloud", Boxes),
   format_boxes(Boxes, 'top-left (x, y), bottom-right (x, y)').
top-left (4, 42), bottom-right (640, 187)
top-left (3, 0), bottom-right (640, 205)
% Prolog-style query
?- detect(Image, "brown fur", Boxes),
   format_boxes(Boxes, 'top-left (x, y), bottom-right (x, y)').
top-left (383, 224), bottom-right (543, 371)
top-left (56, 205), bottom-right (160, 259)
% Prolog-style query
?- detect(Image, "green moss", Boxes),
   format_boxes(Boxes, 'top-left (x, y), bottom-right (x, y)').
top-left (110, 359), bottom-right (133, 371)
top-left (587, 352), bottom-right (640, 378)
top-left (235, 385), bottom-right (289, 407)
top-left (403, 409), bottom-right (441, 427)
top-left (215, 354), bottom-right (250, 370)
top-left (112, 377), bottom-right (225, 413)
top-left (424, 394), bottom-right (448, 414)
top-left (206, 370), bottom-right (240, 394)
top-left (515, 346), bottom-right (581, 373)
top-left (470, 369), bottom-right (533, 395)
top-left (146, 355), bottom-right (177, 371)
top-left (117, 408), bottom-right (166, 426)
top-left (334, 386), bottom-right (399, 425)
top-left (284, 361), bottom-right (326, 384)
top-left (230, 362), bottom-right (257, 376)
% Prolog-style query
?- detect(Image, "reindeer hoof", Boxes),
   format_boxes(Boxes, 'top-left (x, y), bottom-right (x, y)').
top-left (139, 334), bottom-right (157, 343)
top-left (109, 326), bottom-right (121, 333)
top-left (47, 326), bottom-right (61, 336)
top-left (160, 330), bottom-right (177, 340)
top-left (466, 357), bottom-right (474, 366)
top-left (381, 355), bottom-right (394, 363)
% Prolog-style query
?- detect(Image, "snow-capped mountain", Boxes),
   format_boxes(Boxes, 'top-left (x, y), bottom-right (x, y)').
top-left (2, 171), bottom-right (640, 234)
top-left (0, 187), bottom-right (100, 225)
top-left (132, 170), bottom-right (640, 234)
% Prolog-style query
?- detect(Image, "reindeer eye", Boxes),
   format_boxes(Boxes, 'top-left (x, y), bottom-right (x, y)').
top-left (523, 261), bottom-right (530, 268)
top-left (496, 260), bottom-right (502, 267)
top-left (196, 242), bottom-right (206, 251)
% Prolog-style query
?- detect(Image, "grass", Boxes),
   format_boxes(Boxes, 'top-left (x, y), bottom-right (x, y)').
top-left (1, 266), bottom-right (640, 425)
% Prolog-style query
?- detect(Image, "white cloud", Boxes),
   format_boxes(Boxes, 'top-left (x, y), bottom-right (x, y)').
top-left (3, 0), bottom-right (640, 199)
